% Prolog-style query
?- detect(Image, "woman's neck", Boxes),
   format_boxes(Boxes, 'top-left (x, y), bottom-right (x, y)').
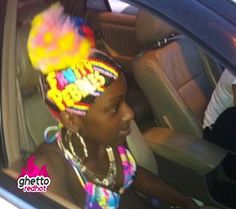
top-left (62, 133), bottom-right (110, 175)
top-left (84, 141), bottom-right (106, 160)
top-left (84, 141), bottom-right (113, 176)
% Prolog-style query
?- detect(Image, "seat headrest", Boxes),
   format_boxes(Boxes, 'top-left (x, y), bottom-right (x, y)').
top-left (136, 10), bottom-right (178, 45)
top-left (99, 12), bottom-right (136, 27)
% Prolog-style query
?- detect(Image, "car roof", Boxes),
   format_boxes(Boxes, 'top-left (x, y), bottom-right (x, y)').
top-left (127, 0), bottom-right (236, 74)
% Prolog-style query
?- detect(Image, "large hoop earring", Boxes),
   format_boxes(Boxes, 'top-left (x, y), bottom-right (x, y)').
top-left (65, 129), bottom-right (88, 159)
top-left (65, 129), bottom-right (73, 143)
top-left (76, 132), bottom-right (88, 158)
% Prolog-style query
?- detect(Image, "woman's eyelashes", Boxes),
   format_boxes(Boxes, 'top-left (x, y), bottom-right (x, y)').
top-left (110, 104), bottom-right (120, 114)
top-left (110, 100), bottom-right (123, 115)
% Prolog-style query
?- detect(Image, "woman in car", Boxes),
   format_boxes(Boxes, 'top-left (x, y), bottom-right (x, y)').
top-left (27, 3), bottom-right (198, 209)
top-left (203, 68), bottom-right (236, 153)
top-left (203, 68), bottom-right (236, 195)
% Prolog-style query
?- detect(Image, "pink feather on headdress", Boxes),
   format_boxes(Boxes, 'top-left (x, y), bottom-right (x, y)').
top-left (27, 3), bottom-right (93, 74)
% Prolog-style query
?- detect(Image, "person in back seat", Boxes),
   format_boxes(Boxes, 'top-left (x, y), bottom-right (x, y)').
top-left (26, 3), bottom-right (199, 209)
top-left (203, 68), bottom-right (236, 181)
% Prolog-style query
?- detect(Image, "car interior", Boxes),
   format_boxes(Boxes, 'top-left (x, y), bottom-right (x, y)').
top-left (1, 0), bottom-right (234, 208)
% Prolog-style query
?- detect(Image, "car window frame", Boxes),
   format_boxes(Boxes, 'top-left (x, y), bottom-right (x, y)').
top-left (0, 0), bottom-right (8, 168)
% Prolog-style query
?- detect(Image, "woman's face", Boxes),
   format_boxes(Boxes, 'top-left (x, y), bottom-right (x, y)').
top-left (78, 73), bottom-right (134, 146)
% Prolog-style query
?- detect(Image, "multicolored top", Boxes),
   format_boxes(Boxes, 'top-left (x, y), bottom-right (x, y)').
top-left (73, 146), bottom-right (136, 209)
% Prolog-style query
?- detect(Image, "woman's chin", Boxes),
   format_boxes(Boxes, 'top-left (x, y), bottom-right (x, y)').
top-left (113, 136), bottom-right (128, 147)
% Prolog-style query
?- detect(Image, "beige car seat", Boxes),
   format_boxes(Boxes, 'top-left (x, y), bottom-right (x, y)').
top-left (132, 10), bottom-right (223, 137)
top-left (99, 12), bottom-right (143, 70)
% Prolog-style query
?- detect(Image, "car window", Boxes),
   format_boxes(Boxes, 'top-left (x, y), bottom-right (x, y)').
top-left (3, 0), bottom-right (235, 209)
top-left (108, 0), bottom-right (139, 14)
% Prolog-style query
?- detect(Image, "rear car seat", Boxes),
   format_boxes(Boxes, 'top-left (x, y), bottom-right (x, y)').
top-left (99, 12), bottom-right (142, 67)
top-left (132, 10), bottom-right (223, 137)
top-left (98, 12), bottom-right (155, 130)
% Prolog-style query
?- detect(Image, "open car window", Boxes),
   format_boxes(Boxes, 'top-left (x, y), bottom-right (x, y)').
top-left (108, 0), bottom-right (139, 14)
top-left (1, 0), bottom-right (236, 208)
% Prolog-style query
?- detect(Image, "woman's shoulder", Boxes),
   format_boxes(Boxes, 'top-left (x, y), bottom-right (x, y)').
top-left (32, 142), bottom-right (76, 202)
top-left (33, 142), bottom-right (71, 183)
top-left (34, 142), bottom-right (64, 167)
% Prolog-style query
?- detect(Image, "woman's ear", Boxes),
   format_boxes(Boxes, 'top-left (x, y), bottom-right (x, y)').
top-left (59, 111), bottom-right (81, 132)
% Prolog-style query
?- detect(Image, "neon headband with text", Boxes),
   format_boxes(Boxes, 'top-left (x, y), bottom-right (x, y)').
top-left (44, 58), bottom-right (119, 115)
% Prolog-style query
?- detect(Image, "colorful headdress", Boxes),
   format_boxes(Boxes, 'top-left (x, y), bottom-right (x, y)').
top-left (28, 4), bottom-right (120, 118)
top-left (27, 3), bottom-right (95, 74)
